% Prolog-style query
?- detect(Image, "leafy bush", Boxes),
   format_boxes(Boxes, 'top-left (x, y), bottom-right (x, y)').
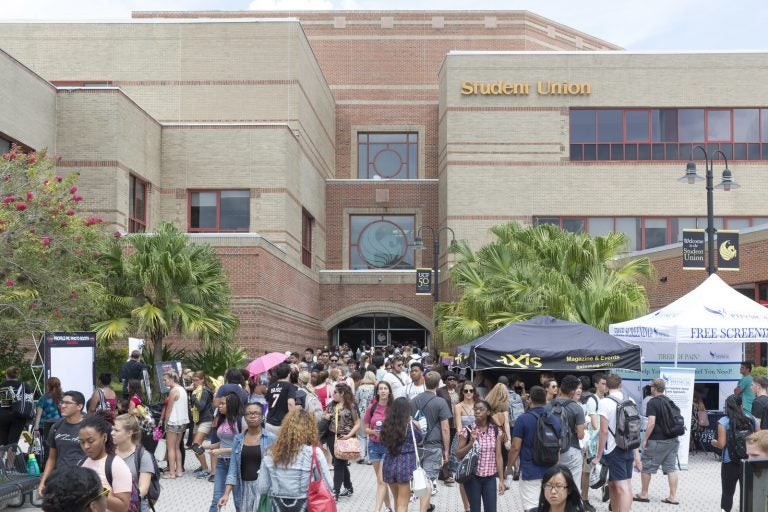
top-left (95, 345), bottom-right (128, 381)
top-left (183, 340), bottom-right (247, 378)
top-left (753, 366), bottom-right (767, 377)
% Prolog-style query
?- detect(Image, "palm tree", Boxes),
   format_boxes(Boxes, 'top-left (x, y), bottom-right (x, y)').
top-left (92, 222), bottom-right (239, 363)
top-left (437, 222), bottom-right (652, 343)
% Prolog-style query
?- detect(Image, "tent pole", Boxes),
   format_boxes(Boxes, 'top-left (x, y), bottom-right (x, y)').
top-left (674, 341), bottom-right (679, 368)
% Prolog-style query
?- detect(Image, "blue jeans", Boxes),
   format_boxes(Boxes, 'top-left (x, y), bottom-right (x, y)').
top-left (209, 457), bottom-right (234, 512)
top-left (465, 475), bottom-right (497, 512)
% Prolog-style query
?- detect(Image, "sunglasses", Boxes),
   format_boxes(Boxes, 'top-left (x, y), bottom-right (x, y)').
top-left (330, 359), bottom-right (338, 362)
top-left (463, 389), bottom-right (475, 394)
top-left (84, 487), bottom-right (109, 507)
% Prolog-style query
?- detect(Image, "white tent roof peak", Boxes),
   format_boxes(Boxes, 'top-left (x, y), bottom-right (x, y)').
top-left (610, 274), bottom-right (768, 344)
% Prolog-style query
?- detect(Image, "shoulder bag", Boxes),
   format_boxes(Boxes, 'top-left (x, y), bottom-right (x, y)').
top-left (410, 422), bottom-right (431, 498)
top-left (308, 447), bottom-right (336, 512)
top-left (455, 426), bottom-right (480, 484)
top-left (12, 383), bottom-right (35, 421)
top-left (333, 405), bottom-right (361, 460)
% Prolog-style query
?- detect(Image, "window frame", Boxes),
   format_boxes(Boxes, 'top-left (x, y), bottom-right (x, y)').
top-left (357, 132), bottom-right (419, 180)
top-left (302, 208), bottom-right (314, 268)
top-left (187, 189), bottom-right (250, 233)
top-left (569, 107), bottom-right (768, 161)
top-left (349, 214), bottom-right (416, 270)
top-left (128, 175), bottom-right (148, 233)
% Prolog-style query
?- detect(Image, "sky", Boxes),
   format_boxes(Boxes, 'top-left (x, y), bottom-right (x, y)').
top-left (0, 0), bottom-right (766, 50)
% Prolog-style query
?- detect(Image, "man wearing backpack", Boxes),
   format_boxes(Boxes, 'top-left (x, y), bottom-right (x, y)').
top-left (508, 385), bottom-right (561, 512)
top-left (547, 375), bottom-right (586, 492)
top-left (634, 378), bottom-right (680, 505)
top-left (749, 376), bottom-right (768, 429)
top-left (593, 374), bottom-right (641, 512)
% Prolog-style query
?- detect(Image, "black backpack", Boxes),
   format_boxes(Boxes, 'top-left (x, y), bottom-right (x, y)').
top-left (531, 410), bottom-right (560, 466)
top-left (607, 396), bottom-right (642, 451)
top-left (656, 396), bottom-right (685, 438)
top-left (134, 444), bottom-right (161, 508)
top-left (727, 418), bottom-right (755, 462)
top-left (549, 399), bottom-right (575, 453)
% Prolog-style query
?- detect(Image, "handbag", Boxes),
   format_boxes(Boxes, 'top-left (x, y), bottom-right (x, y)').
top-left (455, 426), bottom-right (480, 484)
top-left (409, 422), bottom-right (430, 498)
top-left (333, 406), bottom-right (361, 460)
top-left (308, 447), bottom-right (336, 512)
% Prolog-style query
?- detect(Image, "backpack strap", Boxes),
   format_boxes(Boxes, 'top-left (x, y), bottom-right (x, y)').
top-left (105, 453), bottom-right (115, 488)
top-left (605, 396), bottom-right (620, 438)
top-left (134, 445), bottom-right (144, 480)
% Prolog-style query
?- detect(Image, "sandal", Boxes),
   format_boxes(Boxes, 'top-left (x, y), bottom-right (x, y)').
top-left (661, 498), bottom-right (679, 505)
top-left (161, 473), bottom-right (176, 480)
top-left (633, 495), bottom-right (650, 503)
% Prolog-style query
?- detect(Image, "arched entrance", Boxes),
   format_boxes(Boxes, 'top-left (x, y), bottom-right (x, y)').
top-left (329, 313), bottom-right (429, 352)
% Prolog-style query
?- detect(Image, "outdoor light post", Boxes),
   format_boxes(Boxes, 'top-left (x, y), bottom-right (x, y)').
top-left (679, 144), bottom-right (739, 275)
top-left (414, 225), bottom-right (456, 350)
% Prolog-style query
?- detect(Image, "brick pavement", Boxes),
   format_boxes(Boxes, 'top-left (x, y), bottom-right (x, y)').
top-left (7, 450), bottom-right (726, 511)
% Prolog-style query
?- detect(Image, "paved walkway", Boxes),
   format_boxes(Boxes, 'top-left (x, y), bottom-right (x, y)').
top-left (9, 450), bottom-right (726, 511)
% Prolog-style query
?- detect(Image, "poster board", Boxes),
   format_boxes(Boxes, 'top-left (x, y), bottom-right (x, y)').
top-left (44, 332), bottom-right (96, 401)
top-left (154, 361), bottom-right (182, 394)
top-left (128, 337), bottom-right (145, 355)
top-left (659, 367), bottom-right (696, 469)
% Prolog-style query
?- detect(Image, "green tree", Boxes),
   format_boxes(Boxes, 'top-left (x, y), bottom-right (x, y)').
top-left (0, 147), bottom-right (108, 349)
top-left (92, 221), bottom-right (239, 363)
top-left (437, 222), bottom-right (652, 343)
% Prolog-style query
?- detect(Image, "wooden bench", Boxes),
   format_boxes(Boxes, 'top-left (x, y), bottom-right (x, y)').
top-left (0, 444), bottom-right (40, 509)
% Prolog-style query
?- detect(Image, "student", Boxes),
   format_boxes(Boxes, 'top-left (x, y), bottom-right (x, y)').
top-left (38, 390), bottom-right (87, 495)
top-left (78, 414), bottom-right (133, 512)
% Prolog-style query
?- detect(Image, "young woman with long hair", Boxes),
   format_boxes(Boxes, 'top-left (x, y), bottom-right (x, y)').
top-left (456, 399), bottom-right (505, 512)
top-left (188, 370), bottom-right (214, 477)
top-left (485, 383), bottom-right (512, 472)
top-left (42, 466), bottom-right (108, 512)
top-left (355, 371), bottom-right (376, 464)
top-left (537, 465), bottom-right (585, 512)
top-left (160, 371), bottom-right (188, 479)
top-left (35, 377), bottom-right (62, 434)
top-left (207, 392), bottom-right (244, 512)
top-left (88, 374), bottom-right (117, 416)
top-left (323, 381), bottom-right (360, 500)
top-left (218, 402), bottom-right (277, 511)
top-left (112, 414), bottom-right (155, 512)
top-left (453, 381), bottom-right (478, 512)
top-left (712, 394), bottom-right (757, 512)
top-left (256, 409), bottom-right (332, 508)
top-left (363, 380), bottom-right (394, 512)
top-left (78, 414), bottom-right (133, 512)
top-left (380, 397), bottom-right (423, 512)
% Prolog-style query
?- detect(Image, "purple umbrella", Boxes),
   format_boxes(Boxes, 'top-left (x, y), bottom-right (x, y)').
top-left (246, 351), bottom-right (289, 376)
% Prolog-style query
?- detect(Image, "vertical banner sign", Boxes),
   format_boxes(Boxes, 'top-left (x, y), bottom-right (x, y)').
top-left (682, 229), bottom-right (706, 270)
top-left (717, 230), bottom-right (739, 271)
top-left (416, 268), bottom-right (433, 295)
top-left (659, 367), bottom-right (696, 469)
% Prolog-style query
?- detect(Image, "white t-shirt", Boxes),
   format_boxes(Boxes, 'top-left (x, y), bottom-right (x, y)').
top-left (82, 455), bottom-right (133, 510)
top-left (383, 371), bottom-right (411, 399)
top-left (405, 382), bottom-right (425, 400)
top-left (597, 389), bottom-right (624, 454)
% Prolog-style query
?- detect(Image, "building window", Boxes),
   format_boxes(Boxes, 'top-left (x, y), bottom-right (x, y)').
top-left (189, 190), bottom-right (249, 232)
top-left (350, 215), bottom-right (415, 269)
top-left (0, 137), bottom-right (10, 154)
top-left (358, 133), bottom-right (418, 179)
top-left (302, 209), bottom-right (313, 268)
top-left (570, 108), bottom-right (768, 161)
top-left (534, 216), bottom-right (768, 251)
top-left (128, 175), bottom-right (147, 233)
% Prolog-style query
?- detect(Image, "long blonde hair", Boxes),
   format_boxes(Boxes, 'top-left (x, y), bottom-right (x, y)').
top-left (485, 383), bottom-right (509, 413)
top-left (270, 409), bottom-right (319, 467)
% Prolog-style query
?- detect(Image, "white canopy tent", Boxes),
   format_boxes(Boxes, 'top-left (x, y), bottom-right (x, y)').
top-left (610, 273), bottom-right (768, 362)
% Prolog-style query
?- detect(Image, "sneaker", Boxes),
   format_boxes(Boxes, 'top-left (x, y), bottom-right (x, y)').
top-left (207, 474), bottom-right (216, 483)
top-left (431, 480), bottom-right (437, 496)
top-left (339, 488), bottom-right (353, 497)
top-left (195, 470), bottom-right (210, 479)
top-left (583, 501), bottom-right (596, 512)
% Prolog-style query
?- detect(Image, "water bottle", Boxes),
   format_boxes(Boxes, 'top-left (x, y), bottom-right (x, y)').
top-left (26, 454), bottom-right (40, 476)
top-left (375, 420), bottom-right (382, 431)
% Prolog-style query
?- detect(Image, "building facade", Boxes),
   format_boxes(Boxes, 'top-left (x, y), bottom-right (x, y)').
top-left (1, 12), bottom-right (767, 356)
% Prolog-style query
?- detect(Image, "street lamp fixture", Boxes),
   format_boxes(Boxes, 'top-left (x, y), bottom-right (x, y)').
top-left (678, 144), bottom-right (740, 275)
top-left (414, 225), bottom-right (456, 349)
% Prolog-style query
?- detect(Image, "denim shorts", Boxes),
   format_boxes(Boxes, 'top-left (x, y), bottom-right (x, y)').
top-left (368, 440), bottom-right (387, 462)
top-left (604, 447), bottom-right (634, 481)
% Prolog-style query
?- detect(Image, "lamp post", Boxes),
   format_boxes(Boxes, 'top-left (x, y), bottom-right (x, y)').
top-left (414, 226), bottom-right (456, 350)
top-left (678, 144), bottom-right (739, 275)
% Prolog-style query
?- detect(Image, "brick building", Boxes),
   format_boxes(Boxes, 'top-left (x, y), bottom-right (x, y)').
top-left (1, 12), bottom-right (767, 358)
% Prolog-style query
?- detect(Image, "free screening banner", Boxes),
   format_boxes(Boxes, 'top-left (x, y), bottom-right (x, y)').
top-left (44, 331), bottom-right (96, 402)
top-left (659, 367), bottom-right (696, 470)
